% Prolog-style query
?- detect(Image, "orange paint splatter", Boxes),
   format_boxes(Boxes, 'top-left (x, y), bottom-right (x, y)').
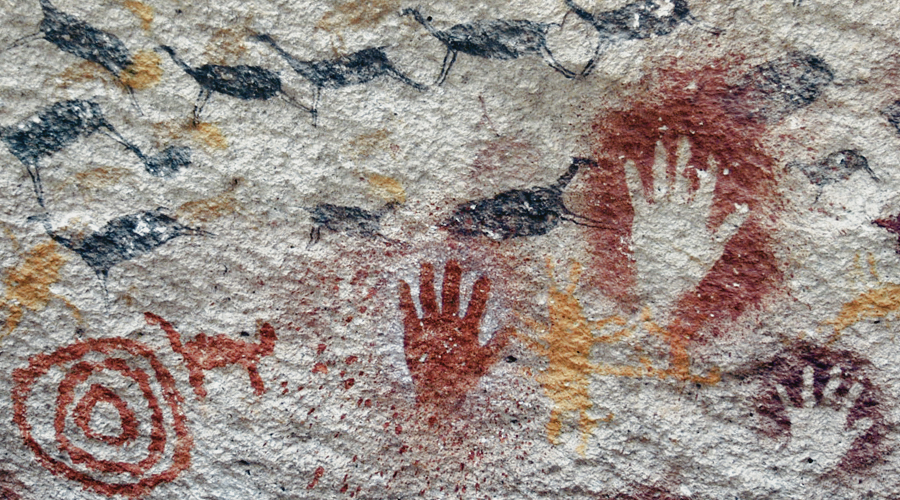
top-left (827, 284), bottom-right (900, 342)
top-left (1, 241), bottom-right (80, 340)
top-left (119, 51), bottom-right (163, 91)
top-left (121, 0), bottom-right (154, 31)
top-left (366, 173), bottom-right (406, 204)
top-left (518, 259), bottom-right (627, 452)
top-left (189, 122), bottom-right (228, 150)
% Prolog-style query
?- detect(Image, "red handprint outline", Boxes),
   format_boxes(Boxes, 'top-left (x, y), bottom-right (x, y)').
top-left (399, 260), bottom-right (509, 408)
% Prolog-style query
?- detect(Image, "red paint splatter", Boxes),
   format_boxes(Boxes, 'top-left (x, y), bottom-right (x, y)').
top-left (317, 343), bottom-right (327, 355)
top-left (875, 214), bottom-right (900, 253)
top-left (312, 363), bottom-right (329, 374)
top-left (343, 378), bottom-right (355, 390)
top-left (398, 260), bottom-right (510, 409)
top-left (307, 466), bottom-right (325, 489)
top-left (11, 338), bottom-right (192, 498)
top-left (345, 355), bottom-right (359, 365)
top-left (145, 313), bottom-right (277, 399)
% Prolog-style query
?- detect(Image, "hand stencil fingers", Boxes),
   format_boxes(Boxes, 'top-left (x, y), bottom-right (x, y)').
top-left (843, 382), bottom-right (864, 410)
top-left (673, 136), bottom-right (692, 201)
top-left (714, 204), bottom-right (749, 244)
top-left (801, 365), bottom-right (815, 408)
top-left (652, 140), bottom-right (669, 199)
top-left (694, 155), bottom-right (718, 214)
top-left (775, 382), bottom-right (792, 407)
top-left (441, 260), bottom-right (463, 317)
top-left (624, 160), bottom-right (647, 209)
top-left (419, 262), bottom-right (438, 317)
top-left (821, 366), bottom-right (843, 403)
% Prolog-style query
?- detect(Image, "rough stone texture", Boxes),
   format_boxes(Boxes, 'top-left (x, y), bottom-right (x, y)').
top-left (0, 0), bottom-right (899, 498)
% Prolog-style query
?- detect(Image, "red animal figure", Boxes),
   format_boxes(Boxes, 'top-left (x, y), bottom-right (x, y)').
top-left (145, 313), bottom-right (277, 398)
top-left (398, 260), bottom-right (510, 409)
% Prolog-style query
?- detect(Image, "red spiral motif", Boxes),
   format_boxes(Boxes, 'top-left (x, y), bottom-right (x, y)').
top-left (12, 338), bottom-right (193, 497)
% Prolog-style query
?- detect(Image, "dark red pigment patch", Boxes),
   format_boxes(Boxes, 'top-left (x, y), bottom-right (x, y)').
top-left (583, 63), bottom-right (782, 345)
top-left (739, 341), bottom-right (889, 477)
top-left (11, 337), bottom-right (192, 498)
top-left (145, 313), bottom-right (277, 399)
top-left (874, 214), bottom-right (900, 253)
top-left (307, 466), bottom-right (325, 489)
top-left (398, 260), bottom-right (510, 409)
top-left (0, 469), bottom-right (26, 500)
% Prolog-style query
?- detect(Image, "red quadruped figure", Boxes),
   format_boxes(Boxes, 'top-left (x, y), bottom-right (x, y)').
top-left (144, 313), bottom-right (277, 398)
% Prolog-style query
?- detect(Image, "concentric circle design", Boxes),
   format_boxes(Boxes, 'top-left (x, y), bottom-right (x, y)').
top-left (12, 338), bottom-right (192, 497)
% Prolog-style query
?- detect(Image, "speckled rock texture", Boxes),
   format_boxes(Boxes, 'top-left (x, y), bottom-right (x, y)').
top-left (1, 0), bottom-right (899, 499)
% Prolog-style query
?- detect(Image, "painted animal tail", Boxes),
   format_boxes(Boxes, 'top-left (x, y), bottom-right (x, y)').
top-left (555, 157), bottom-right (597, 190)
top-left (400, 7), bottom-right (440, 37)
top-left (156, 45), bottom-right (194, 75)
top-left (257, 322), bottom-right (277, 356)
top-left (144, 312), bottom-right (188, 357)
top-left (563, 0), bottom-right (594, 22)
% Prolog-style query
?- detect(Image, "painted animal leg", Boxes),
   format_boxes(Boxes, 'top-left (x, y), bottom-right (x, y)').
top-left (243, 362), bottom-right (266, 395)
top-left (192, 88), bottom-right (212, 125)
top-left (539, 45), bottom-right (576, 78)
top-left (2, 33), bottom-right (41, 53)
top-left (580, 39), bottom-right (609, 77)
top-left (311, 85), bottom-right (321, 127)
top-left (24, 163), bottom-right (45, 207)
top-left (436, 49), bottom-right (458, 86)
top-left (384, 64), bottom-right (427, 91)
top-left (125, 85), bottom-right (143, 116)
top-left (99, 125), bottom-right (145, 161)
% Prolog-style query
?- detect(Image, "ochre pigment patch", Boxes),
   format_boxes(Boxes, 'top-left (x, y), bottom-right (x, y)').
top-left (518, 260), bottom-right (625, 453)
top-left (189, 122), bottom-right (228, 150)
top-left (177, 179), bottom-right (242, 222)
top-left (121, 0), bottom-right (154, 31)
top-left (119, 51), bottom-right (163, 90)
top-left (366, 173), bottom-right (406, 203)
top-left (828, 284), bottom-right (900, 341)
top-left (1, 241), bottom-right (78, 339)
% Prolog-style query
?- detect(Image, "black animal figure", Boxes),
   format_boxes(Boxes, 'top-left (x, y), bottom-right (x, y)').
top-left (30, 209), bottom-right (205, 295)
top-left (252, 34), bottom-right (426, 126)
top-left (564, 0), bottom-right (699, 76)
top-left (882, 100), bottom-right (900, 136)
top-left (306, 202), bottom-right (398, 245)
top-left (2, 100), bottom-right (191, 206)
top-left (793, 150), bottom-right (876, 186)
top-left (728, 51), bottom-right (834, 123)
top-left (4, 0), bottom-right (142, 112)
top-left (400, 8), bottom-right (576, 85)
top-left (157, 45), bottom-right (296, 124)
top-left (442, 157), bottom-right (610, 240)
